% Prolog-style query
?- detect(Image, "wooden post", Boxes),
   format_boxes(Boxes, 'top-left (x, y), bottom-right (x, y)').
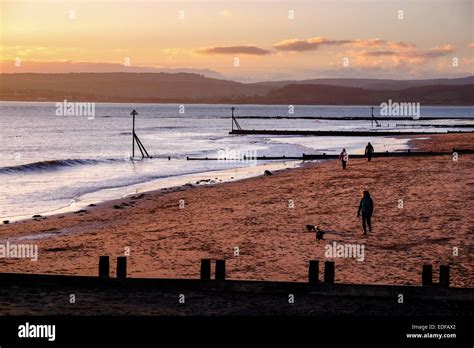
top-left (439, 265), bottom-right (450, 288)
top-left (215, 259), bottom-right (226, 280)
top-left (98, 256), bottom-right (110, 277)
top-left (422, 264), bottom-right (432, 286)
top-left (117, 256), bottom-right (127, 278)
top-left (324, 261), bottom-right (335, 283)
top-left (200, 259), bottom-right (211, 280)
top-left (130, 109), bottom-right (150, 159)
top-left (231, 107), bottom-right (235, 131)
top-left (131, 109), bottom-right (137, 158)
top-left (308, 260), bottom-right (319, 283)
top-left (371, 106), bottom-right (374, 127)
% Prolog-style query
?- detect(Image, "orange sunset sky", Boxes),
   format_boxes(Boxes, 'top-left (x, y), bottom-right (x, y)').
top-left (1, 0), bottom-right (473, 81)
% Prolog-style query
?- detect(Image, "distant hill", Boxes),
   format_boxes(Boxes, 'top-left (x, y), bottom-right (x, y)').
top-left (0, 61), bottom-right (227, 79)
top-left (0, 73), bottom-right (268, 102)
top-left (231, 84), bottom-right (474, 105)
top-left (253, 76), bottom-right (474, 91)
top-left (1, 73), bottom-right (473, 105)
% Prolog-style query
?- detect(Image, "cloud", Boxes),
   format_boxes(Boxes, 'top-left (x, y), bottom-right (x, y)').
top-left (361, 50), bottom-right (397, 57)
top-left (351, 39), bottom-right (416, 49)
top-left (360, 44), bottom-right (454, 59)
top-left (388, 41), bottom-right (417, 49)
top-left (273, 37), bottom-right (352, 51)
top-left (272, 37), bottom-right (416, 52)
top-left (196, 46), bottom-right (272, 56)
top-left (341, 44), bottom-right (456, 73)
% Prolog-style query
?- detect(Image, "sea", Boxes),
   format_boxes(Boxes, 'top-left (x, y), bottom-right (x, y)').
top-left (1, 102), bottom-right (473, 220)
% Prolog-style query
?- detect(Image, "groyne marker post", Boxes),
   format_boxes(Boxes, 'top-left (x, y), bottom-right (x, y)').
top-left (132, 109), bottom-right (136, 157)
top-left (130, 109), bottom-right (151, 159)
top-left (231, 107), bottom-right (242, 131)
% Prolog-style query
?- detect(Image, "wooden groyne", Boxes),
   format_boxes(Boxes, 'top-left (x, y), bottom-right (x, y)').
top-left (227, 106), bottom-right (474, 136)
top-left (186, 149), bottom-right (474, 161)
top-left (0, 258), bottom-right (472, 301)
top-left (234, 115), bottom-right (474, 121)
top-left (395, 123), bottom-right (474, 128)
top-left (229, 129), bottom-right (473, 136)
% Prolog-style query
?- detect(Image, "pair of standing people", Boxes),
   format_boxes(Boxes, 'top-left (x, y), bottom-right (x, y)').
top-left (338, 142), bottom-right (374, 169)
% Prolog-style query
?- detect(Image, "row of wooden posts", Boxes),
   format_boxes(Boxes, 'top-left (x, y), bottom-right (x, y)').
top-left (98, 256), bottom-right (450, 288)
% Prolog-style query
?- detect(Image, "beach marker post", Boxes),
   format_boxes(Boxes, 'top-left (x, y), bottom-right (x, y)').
top-left (99, 256), bottom-right (110, 277)
top-left (200, 259), bottom-right (211, 280)
top-left (230, 107), bottom-right (242, 131)
top-left (132, 109), bottom-right (136, 157)
top-left (324, 261), bottom-right (335, 284)
top-left (308, 260), bottom-right (319, 283)
top-left (439, 265), bottom-right (450, 288)
top-left (421, 264), bottom-right (432, 286)
top-left (231, 107), bottom-right (234, 131)
top-left (371, 107), bottom-right (381, 128)
top-left (215, 259), bottom-right (226, 280)
top-left (130, 109), bottom-right (151, 159)
top-left (117, 256), bottom-right (127, 278)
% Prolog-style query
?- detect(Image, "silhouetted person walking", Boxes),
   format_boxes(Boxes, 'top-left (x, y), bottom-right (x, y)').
top-left (357, 190), bottom-right (373, 235)
top-left (339, 148), bottom-right (348, 169)
top-left (365, 142), bottom-right (374, 161)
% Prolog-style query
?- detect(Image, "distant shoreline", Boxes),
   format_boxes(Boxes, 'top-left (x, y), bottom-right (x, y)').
top-left (2, 73), bottom-right (473, 106)
top-left (1, 98), bottom-right (473, 107)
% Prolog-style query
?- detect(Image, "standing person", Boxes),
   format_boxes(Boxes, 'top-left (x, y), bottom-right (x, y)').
top-left (357, 190), bottom-right (374, 235)
top-left (365, 142), bottom-right (374, 161)
top-left (339, 148), bottom-right (348, 169)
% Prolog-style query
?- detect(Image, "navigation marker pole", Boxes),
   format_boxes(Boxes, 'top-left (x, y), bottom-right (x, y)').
top-left (231, 107), bottom-right (242, 131)
top-left (130, 109), bottom-right (151, 159)
top-left (371, 107), bottom-right (381, 128)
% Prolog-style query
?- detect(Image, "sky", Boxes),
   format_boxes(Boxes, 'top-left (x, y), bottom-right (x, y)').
top-left (1, 0), bottom-right (473, 81)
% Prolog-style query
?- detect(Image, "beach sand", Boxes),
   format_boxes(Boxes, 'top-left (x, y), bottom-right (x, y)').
top-left (0, 133), bottom-right (473, 287)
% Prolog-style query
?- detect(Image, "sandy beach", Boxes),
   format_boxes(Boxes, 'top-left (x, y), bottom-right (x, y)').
top-left (0, 133), bottom-right (473, 287)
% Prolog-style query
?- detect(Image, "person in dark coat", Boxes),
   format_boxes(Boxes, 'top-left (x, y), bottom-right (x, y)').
top-left (365, 142), bottom-right (374, 161)
top-left (357, 190), bottom-right (374, 235)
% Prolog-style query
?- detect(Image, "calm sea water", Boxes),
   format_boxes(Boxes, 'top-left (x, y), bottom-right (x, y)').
top-left (1, 102), bottom-right (473, 219)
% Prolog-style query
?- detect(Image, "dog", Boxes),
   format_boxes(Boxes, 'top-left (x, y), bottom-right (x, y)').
top-left (306, 225), bottom-right (326, 242)
top-left (316, 227), bottom-right (326, 242)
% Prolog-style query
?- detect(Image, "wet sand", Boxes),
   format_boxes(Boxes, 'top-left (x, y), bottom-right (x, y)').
top-left (0, 283), bottom-right (472, 316)
top-left (0, 133), bottom-right (473, 288)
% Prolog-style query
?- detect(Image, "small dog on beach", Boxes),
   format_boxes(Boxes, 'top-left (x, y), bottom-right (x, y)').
top-left (306, 224), bottom-right (326, 242)
top-left (316, 227), bottom-right (326, 242)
